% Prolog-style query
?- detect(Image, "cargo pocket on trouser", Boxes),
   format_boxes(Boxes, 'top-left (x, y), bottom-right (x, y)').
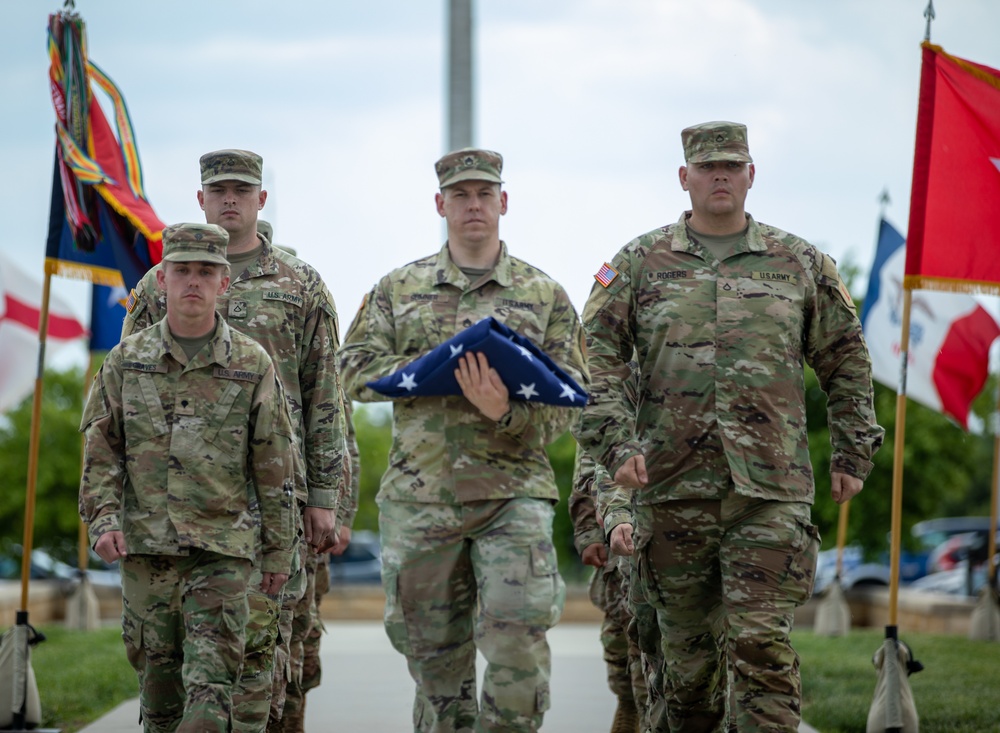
top-left (122, 598), bottom-right (184, 731)
top-left (478, 538), bottom-right (564, 726)
top-left (185, 592), bottom-right (249, 733)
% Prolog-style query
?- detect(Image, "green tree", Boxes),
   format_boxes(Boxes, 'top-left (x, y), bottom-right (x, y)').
top-left (0, 367), bottom-right (88, 562)
top-left (807, 369), bottom-right (993, 558)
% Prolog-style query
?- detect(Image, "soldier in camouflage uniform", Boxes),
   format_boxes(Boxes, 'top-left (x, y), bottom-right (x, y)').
top-left (290, 397), bottom-right (361, 732)
top-left (122, 150), bottom-right (349, 733)
top-left (80, 223), bottom-right (296, 733)
top-left (574, 122), bottom-right (884, 733)
top-left (339, 148), bottom-right (587, 733)
top-left (570, 447), bottom-right (642, 733)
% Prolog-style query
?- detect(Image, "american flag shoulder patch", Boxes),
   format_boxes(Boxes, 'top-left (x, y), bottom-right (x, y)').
top-left (125, 289), bottom-right (138, 313)
top-left (594, 263), bottom-right (619, 288)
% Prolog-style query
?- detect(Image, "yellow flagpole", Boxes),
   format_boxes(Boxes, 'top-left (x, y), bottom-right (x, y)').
top-left (888, 289), bottom-right (913, 629)
top-left (835, 500), bottom-right (851, 579)
top-left (19, 271), bottom-right (54, 612)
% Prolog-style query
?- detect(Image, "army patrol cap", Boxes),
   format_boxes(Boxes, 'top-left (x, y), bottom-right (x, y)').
top-left (161, 223), bottom-right (230, 265)
top-left (681, 121), bottom-right (753, 164)
top-left (435, 148), bottom-right (504, 188)
top-left (200, 149), bottom-right (263, 185)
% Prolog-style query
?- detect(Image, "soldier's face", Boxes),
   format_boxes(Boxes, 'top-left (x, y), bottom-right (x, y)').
top-left (197, 181), bottom-right (266, 242)
top-left (679, 160), bottom-right (754, 219)
top-left (157, 261), bottom-right (230, 321)
top-left (435, 181), bottom-right (507, 245)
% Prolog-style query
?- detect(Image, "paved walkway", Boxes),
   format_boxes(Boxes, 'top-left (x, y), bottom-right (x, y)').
top-left (78, 621), bottom-right (819, 732)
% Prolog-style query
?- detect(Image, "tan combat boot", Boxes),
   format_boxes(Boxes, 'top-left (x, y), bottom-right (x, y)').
top-left (611, 694), bottom-right (640, 733)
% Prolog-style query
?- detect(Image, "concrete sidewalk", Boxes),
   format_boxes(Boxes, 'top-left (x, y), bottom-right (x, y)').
top-left (78, 621), bottom-right (819, 732)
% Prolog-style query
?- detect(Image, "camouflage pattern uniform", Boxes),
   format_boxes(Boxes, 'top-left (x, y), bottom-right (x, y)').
top-left (289, 398), bottom-right (360, 731)
top-left (595, 463), bottom-right (667, 733)
top-left (81, 224), bottom-right (296, 732)
top-left (570, 447), bottom-right (642, 733)
top-left (123, 151), bottom-right (348, 733)
top-left (575, 122), bottom-right (884, 733)
top-left (339, 176), bottom-right (587, 731)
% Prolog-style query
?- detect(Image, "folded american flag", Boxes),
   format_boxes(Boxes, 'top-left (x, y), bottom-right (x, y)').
top-left (367, 317), bottom-right (587, 406)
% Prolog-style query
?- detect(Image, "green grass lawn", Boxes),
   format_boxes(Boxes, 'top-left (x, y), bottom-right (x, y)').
top-left (18, 624), bottom-right (1000, 732)
top-left (794, 628), bottom-right (1000, 733)
top-left (30, 625), bottom-right (135, 732)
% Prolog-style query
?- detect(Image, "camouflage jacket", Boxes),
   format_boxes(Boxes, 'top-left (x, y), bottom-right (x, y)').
top-left (339, 242), bottom-right (588, 504)
top-left (335, 397), bottom-right (360, 535)
top-left (123, 238), bottom-right (347, 511)
top-left (569, 447), bottom-right (605, 555)
top-left (575, 212), bottom-right (884, 505)
top-left (80, 317), bottom-right (296, 573)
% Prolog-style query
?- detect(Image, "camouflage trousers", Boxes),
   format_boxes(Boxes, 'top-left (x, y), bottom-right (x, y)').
top-left (589, 555), bottom-right (644, 702)
top-left (379, 497), bottom-right (566, 733)
top-left (626, 553), bottom-right (666, 733)
top-left (121, 551), bottom-right (251, 733)
top-left (232, 534), bottom-right (305, 733)
top-left (634, 495), bottom-right (819, 733)
top-left (270, 544), bottom-right (322, 733)
top-left (301, 544), bottom-right (330, 697)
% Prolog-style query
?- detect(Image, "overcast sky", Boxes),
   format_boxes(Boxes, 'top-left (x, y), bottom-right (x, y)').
top-left (2, 0), bottom-right (998, 368)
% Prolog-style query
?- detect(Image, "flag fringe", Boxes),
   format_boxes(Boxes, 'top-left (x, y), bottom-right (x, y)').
top-left (925, 42), bottom-right (1000, 91)
top-left (45, 257), bottom-right (124, 288)
top-left (903, 275), bottom-right (1000, 297)
top-left (95, 183), bottom-right (163, 243)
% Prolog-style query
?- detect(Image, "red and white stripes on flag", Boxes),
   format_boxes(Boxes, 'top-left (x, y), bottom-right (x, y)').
top-left (862, 219), bottom-right (999, 430)
top-left (0, 251), bottom-right (87, 413)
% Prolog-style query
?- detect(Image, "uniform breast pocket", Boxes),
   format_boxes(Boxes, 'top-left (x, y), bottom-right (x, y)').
top-left (496, 310), bottom-right (545, 344)
top-left (202, 381), bottom-right (252, 459)
top-left (122, 374), bottom-right (170, 449)
top-left (737, 277), bottom-right (804, 331)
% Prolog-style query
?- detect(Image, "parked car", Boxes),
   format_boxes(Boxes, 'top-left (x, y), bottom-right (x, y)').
top-left (927, 528), bottom-right (999, 574)
top-left (0, 546), bottom-right (120, 588)
top-left (327, 530), bottom-right (382, 584)
top-left (813, 516), bottom-right (994, 594)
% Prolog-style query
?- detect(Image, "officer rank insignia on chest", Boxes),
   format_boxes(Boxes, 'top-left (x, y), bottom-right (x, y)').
top-left (594, 263), bottom-right (619, 288)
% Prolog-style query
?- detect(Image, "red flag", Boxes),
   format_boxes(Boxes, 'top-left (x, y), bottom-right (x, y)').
top-left (905, 43), bottom-right (1000, 295)
top-left (0, 252), bottom-right (87, 413)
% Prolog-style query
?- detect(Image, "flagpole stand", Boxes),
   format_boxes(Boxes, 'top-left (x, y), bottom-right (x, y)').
top-left (0, 612), bottom-right (60, 732)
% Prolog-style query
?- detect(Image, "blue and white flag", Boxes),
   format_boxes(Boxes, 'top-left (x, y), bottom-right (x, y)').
top-left (367, 316), bottom-right (588, 406)
top-left (862, 217), bottom-right (999, 430)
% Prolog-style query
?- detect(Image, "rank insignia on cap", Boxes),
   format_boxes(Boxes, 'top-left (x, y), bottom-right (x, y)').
top-left (594, 263), bottom-right (619, 288)
top-left (125, 289), bottom-right (137, 313)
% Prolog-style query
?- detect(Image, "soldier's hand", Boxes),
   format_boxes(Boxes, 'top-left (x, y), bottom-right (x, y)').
top-left (454, 352), bottom-right (510, 421)
top-left (581, 542), bottom-right (607, 568)
top-left (303, 506), bottom-right (335, 549)
top-left (831, 471), bottom-right (863, 504)
top-left (610, 524), bottom-right (635, 557)
top-left (327, 525), bottom-right (352, 557)
top-left (614, 455), bottom-right (648, 489)
top-left (94, 531), bottom-right (128, 563)
top-left (261, 572), bottom-right (289, 595)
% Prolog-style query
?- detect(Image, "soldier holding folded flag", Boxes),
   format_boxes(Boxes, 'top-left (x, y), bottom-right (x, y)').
top-left (339, 147), bottom-right (588, 733)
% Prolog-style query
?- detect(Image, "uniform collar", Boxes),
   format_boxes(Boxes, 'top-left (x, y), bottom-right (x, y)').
top-left (673, 211), bottom-right (767, 255)
top-left (157, 314), bottom-right (233, 369)
top-left (232, 233), bottom-right (280, 283)
top-left (433, 240), bottom-right (513, 290)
